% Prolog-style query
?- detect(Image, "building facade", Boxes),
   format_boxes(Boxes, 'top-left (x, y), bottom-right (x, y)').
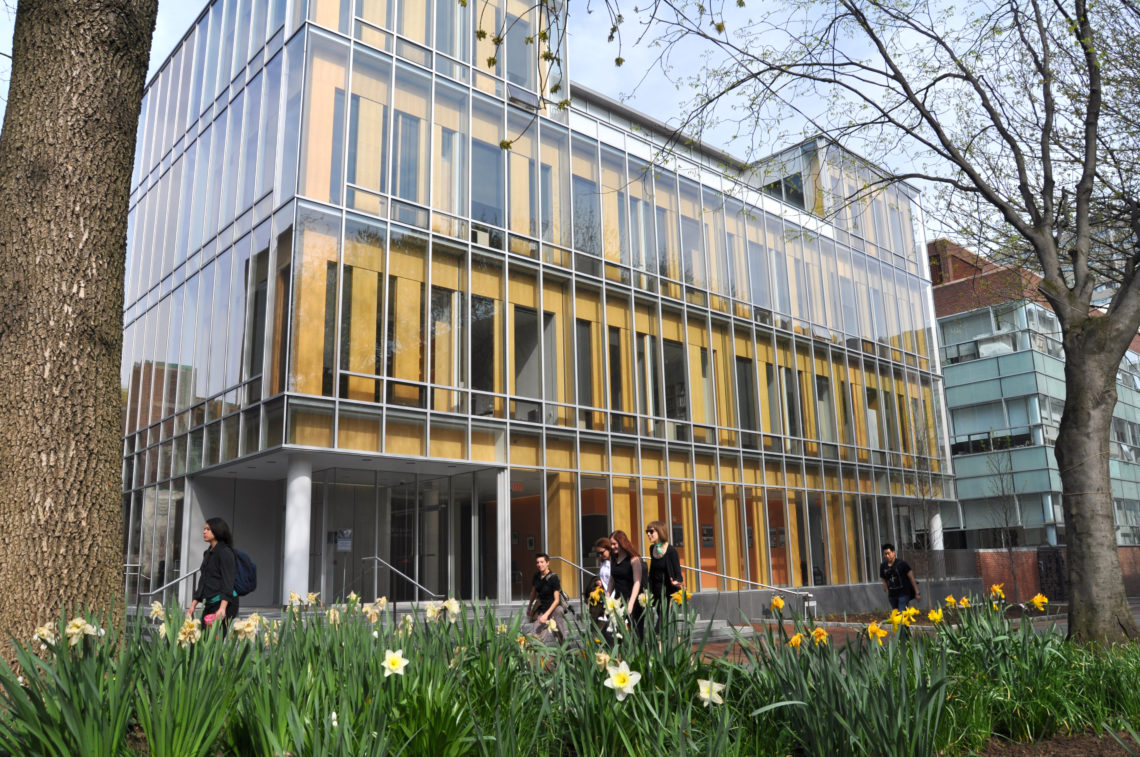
top-left (121, 0), bottom-right (955, 607)
top-left (931, 239), bottom-right (1140, 549)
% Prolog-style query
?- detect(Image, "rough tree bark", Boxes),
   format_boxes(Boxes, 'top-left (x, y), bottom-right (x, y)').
top-left (0, 0), bottom-right (156, 660)
top-left (1054, 317), bottom-right (1140, 641)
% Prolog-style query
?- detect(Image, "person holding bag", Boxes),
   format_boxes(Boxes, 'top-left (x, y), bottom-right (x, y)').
top-left (186, 517), bottom-right (239, 634)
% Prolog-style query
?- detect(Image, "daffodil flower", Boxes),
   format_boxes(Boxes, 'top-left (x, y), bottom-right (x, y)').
top-left (787, 632), bottom-right (804, 648)
top-left (771, 595), bottom-right (785, 613)
top-left (604, 661), bottom-right (642, 701)
top-left (670, 588), bottom-right (691, 605)
top-left (149, 601), bottom-right (165, 621)
top-left (1030, 593), bottom-right (1049, 611)
top-left (944, 594), bottom-right (956, 608)
top-left (868, 621), bottom-right (888, 645)
top-left (595, 651), bottom-right (611, 670)
top-left (444, 597), bottom-right (461, 621)
top-left (696, 679), bottom-right (725, 707)
top-left (928, 608), bottom-right (944, 624)
top-left (990, 583), bottom-right (1005, 600)
top-left (958, 596), bottom-right (971, 608)
top-left (811, 626), bottom-right (829, 646)
top-left (382, 649), bottom-right (409, 677)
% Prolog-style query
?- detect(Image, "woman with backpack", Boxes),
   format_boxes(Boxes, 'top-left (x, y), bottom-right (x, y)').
top-left (186, 517), bottom-right (239, 633)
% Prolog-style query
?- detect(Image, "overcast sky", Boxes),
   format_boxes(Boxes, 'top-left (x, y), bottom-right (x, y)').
top-left (0, 0), bottom-right (693, 150)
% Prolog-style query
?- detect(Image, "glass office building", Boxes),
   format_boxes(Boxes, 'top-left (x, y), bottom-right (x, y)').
top-left (121, 0), bottom-right (955, 607)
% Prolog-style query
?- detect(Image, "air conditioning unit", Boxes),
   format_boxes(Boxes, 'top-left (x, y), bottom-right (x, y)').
top-left (473, 228), bottom-right (491, 247)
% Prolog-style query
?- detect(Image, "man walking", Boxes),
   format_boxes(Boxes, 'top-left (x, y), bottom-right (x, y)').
top-left (527, 552), bottom-right (568, 643)
top-left (879, 543), bottom-right (921, 612)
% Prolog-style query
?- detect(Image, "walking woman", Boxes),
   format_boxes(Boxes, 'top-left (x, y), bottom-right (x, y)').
top-left (646, 520), bottom-right (684, 631)
top-left (607, 530), bottom-right (644, 637)
top-left (186, 517), bottom-right (239, 633)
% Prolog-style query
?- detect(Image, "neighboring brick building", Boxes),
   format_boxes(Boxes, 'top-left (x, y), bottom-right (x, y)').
top-left (930, 239), bottom-right (1140, 598)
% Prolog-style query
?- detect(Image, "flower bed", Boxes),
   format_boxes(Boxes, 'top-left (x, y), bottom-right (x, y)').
top-left (1, 589), bottom-right (1139, 756)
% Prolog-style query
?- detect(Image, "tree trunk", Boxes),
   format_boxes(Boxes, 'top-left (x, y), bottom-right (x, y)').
top-left (0, 0), bottom-right (156, 661)
top-left (1055, 320), bottom-right (1140, 643)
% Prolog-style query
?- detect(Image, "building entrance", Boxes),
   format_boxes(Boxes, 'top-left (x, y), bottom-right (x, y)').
top-left (311, 466), bottom-right (501, 603)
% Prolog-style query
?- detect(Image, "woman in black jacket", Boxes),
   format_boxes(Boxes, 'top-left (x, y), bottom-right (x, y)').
top-left (186, 517), bottom-right (239, 631)
top-left (645, 520), bottom-right (684, 637)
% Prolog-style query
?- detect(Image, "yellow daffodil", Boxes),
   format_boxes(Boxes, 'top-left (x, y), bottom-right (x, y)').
top-left (958, 596), bottom-right (971, 608)
top-left (990, 583), bottom-right (1005, 600)
top-left (787, 632), bottom-right (805, 648)
top-left (496, 623), bottom-right (508, 634)
top-left (589, 585), bottom-right (605, 606)
top-left (1030, 593), bottom-right (1049, 611)
top-left (306, 592), bottom-right (320, 606)
top-left (811, 626), bottom-right (829, 646)
top-left (382, 649), bottom-right (409, 677)
top-left (868, 621), bottom-right (888, 645)
top-left (771, 595), bottom-right (785, 613)
top-left (327, 608), bottom-right (340, 626)
top-left (944, 594), bottom-right (956, 608)
top-left (671, 588), bottom-right (691, 605)
top-left (288, 591), bottom-right (302, 606)
top-left (887, 609), bottom-right (906, 631)
top-left (904, 606), bottom-right (920, 620)
top-left (232, 616), bottom-right (260, 642)
top-left (697, 679), bottom-right (726, 707)
top-left (928, 608), bottom-right (944, 624)
top-left (346, 591), bottom-right (359, 605)
top-left (603, 661), bottom-right (642, 701)
top-left (516, 635), bottom-right (527, 649)
top-left (375, 596), bottom-right (388, 611)
top-left (991, 602), bottom-right (999, 610)
top-left (149, 601), bottom-right (164, 621)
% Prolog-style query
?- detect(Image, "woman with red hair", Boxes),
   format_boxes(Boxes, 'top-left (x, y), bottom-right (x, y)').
top-left (608, 530), bottom-right (644, 636)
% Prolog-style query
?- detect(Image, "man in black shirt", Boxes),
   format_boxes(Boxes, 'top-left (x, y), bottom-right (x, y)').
top-left (527, 553), bottom-right (568, 643)
top-left (879, 543), bottom-right (921, 612)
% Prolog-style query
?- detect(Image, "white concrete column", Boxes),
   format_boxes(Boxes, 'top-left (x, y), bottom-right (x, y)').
top-left (283, 455), bottom-right (313, 604)
top-left (496, 468), bottom-right (511, 602)
top-left (929, 509), bottom-right (945, 551)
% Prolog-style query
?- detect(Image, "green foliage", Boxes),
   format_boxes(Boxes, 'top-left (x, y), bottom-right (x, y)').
top-left (4, 593), bottom-right (1140, 755)
top-left (0, 610), bottom-right (137, 757)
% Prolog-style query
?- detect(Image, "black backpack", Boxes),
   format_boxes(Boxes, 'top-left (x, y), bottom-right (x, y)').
top-left (233, 549), bottom-right (257, 596)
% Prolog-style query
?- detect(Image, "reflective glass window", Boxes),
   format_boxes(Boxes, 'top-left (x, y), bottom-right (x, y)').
top-left (300, 36), bottom-right (349, 205)
top-left (391, 63), bottom-right (431, 207)
top-left (347, 48), bottom-right (392, 213)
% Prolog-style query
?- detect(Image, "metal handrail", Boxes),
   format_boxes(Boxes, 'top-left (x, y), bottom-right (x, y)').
top-left (547, 555), bottom-right (597, 580)
top-left (362, 556), bottom-right (444, 599)
top-left (139, 569), bottom-right (200, 598)
top-left (679, 564), bottom-right (814, 599)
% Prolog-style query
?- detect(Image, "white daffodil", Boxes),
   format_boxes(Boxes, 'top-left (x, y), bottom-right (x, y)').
top-left (288, 591), bottom-right (302, 606)
top-left (696, 679), bottom-right (726, 707)
top-left (443, 597), bottom-right (461, 622)
top-left (149, 601), bottom-right (165, 621)
top-left (604, 595), bottom-right (624, 615)
top-left (330, 711), bottom-right (339, 727)
top-left (157, 622), bottom-right (167, 639)
top-left (603, 661), bottom-right (642, 702)
top-left (64, 617), bottom-right (97, 647)
top-left (176, 618), bottom-right (201, 648)
top-left (546, 618), bottom-right (557, 633)
top-left (33, 622), bottom-right (57, 647)
top-left (375, 596), bottom-right (388, 611)
top-left (372, 629), bottom-right (379, 639)
top-left (382, 648), bottom-right (410, 677)
top-left (306, 592), bottom-right (320, 607)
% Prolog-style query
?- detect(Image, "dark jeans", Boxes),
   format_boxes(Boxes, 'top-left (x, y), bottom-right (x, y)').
top-left (889, 594), bottom-right (912, 612)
